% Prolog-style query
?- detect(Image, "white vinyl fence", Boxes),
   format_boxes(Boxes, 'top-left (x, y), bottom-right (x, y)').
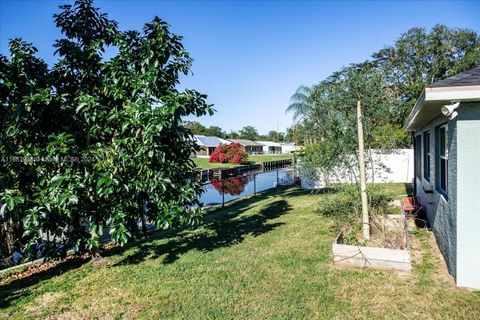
top-left (301, 149), bottom-right (414, 189)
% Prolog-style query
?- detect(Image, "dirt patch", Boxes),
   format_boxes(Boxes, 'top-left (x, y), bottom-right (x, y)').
top-left (49, 286), bottom-right (147, 320)
top-left (25, 292), bottom-right (66, 316)
top-left (91, 257), bottom-right (112, 269)
top-left (426, 232), bottom-right (456, 286)
top-left (408, 234), bottom-right (423, 265)
top-left (408, 222), bottom-right (457, 288)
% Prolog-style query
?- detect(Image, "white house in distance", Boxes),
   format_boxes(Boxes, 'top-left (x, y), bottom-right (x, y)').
top-left (404, 66), bottom-right (480, 289)
top-left (193, 135), bottom-right (230, 157)
top-left (228, 139), bottom-right (264, 154)
top-left (257, 141), bottom-right (282, 154)
top-left (280, 142), bottom-right (302, 154)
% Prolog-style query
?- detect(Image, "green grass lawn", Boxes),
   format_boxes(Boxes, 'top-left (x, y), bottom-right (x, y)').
top-left (377, 182), bottom-right (414, 200)
top-left (1, 184), bottom-right (479, 319)
top-left (193, 154), bottom-right (292, 169)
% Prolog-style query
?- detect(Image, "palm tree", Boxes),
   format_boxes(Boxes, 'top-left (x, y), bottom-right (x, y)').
top-left (286, 85), bottom-right (313, 122)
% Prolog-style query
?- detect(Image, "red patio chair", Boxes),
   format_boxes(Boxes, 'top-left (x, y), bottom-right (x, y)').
top-left (401, 195), bottom-right (422, 217)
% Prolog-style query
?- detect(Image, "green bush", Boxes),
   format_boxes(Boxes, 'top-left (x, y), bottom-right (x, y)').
top-left (315, 184), bottom-right (393, 225)
top-left (367, 185), bottom-right (393, 211)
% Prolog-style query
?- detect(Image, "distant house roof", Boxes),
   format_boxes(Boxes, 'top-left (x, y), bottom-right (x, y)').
top-left (257, 141), bottom-right (282, 147)
top-left (228, 139), bottom-right (263, 147)
top-left (194, 135), bottom-right (230, 147)
top-left (429, 67), bottom-right (480, 88)
top-left (404, 66), bottom-right (480, 131)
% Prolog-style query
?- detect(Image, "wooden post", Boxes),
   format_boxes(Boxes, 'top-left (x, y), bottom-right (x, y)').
top-left (356, 100), bottom-right (370, 240)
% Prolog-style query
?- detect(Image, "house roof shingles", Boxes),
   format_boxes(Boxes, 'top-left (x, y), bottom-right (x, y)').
top-left (429, 66), bottom-right (480, 88)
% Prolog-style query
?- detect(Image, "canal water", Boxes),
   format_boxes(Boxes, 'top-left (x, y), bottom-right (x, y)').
top-left (198, 169), bottom-right (294, 206)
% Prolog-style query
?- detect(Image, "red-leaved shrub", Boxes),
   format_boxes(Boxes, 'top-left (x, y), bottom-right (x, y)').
top-left (231, 152), bottom-right (248, 164)
top-left (209, 143), bottom-right (248, 164)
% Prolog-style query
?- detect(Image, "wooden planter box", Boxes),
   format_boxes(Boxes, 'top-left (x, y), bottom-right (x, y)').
top-left (332, 215), bottom-right (411, 273)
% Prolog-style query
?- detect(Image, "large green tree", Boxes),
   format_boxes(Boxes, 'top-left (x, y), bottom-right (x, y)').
top-left (185, 121), bottom-right (207, 135)
top-left (204, 126), bottom-right (226, 138)
top-left (285, 124), bottom-right (306, 145)
top-left (238, 126), bottom-right (259, 140)
top-left (373, 24), bottom-right (480, 124)
top-left (0, 0), bottom-right (213, 261)
top-left (297, 63), bottom-right (402, 184)
top-left (184, 122), bottom-right (225, 138)
top-left (266, 130), bottom-right (284, 142)
top-left (288, 25), bottom-right (480, 151)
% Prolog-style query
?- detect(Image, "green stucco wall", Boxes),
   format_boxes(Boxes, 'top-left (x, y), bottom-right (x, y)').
top-left (414, 101), bottom-right (480, 289)
top-left (414, 114), bottom-right (457, 279)
top-left (455, 102), bottom-right (480, 289)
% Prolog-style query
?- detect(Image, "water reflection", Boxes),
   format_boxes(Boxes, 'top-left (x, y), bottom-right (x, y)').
top-left (198, 169), bottom-right (293, 206)
top-left (210, 176), bottom-right (249, 196)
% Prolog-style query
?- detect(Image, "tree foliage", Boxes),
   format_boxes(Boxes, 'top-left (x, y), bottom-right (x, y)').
top-left (185, 122), bottom-right (288, 142)
top-left (265, 130), bottom-right (284, 142)
top-left (284, 124), bottom-right (306, 145)
top-left (185, 121), bottom-right (208, 135)
top-left (373, 24), bottom-right (480, 124)
top-left (288, 25), bottom-right (480, 149)
top-left (185, 121), bottom-right (227, 138)
top-left (238, 126), bottom-right (259, 141)
top-left (295, 63), bottom-right (403, 185)
top-left (288, 25), bottom-right (480, 185)
top-left (286, 85), bottom-right (313, 122)
top-left (0, 0), bottom-right (213, 262)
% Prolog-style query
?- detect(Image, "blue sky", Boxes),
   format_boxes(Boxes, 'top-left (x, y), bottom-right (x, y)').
top-left (1, 1), bottom-right (479, 134)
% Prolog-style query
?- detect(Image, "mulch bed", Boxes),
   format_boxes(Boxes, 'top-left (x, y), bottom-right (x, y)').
top-left (0, 242), bottom-right (119, 286)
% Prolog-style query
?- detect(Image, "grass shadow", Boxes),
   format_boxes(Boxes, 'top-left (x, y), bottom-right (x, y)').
top-left (0, 186), bottom-right (304, 309)
top-left (114, 195), bottom-right (293, 266)
top-left (310, 186), bottom-right (338, 195)
top-left (102, 187), bottom-right (305, 260)
top-left (0, 257), bottom-right (90, 309)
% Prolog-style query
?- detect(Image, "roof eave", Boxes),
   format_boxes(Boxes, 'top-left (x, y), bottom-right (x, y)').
top-left (404, 90), bottom-right (426, 131)
top-left (404, 85), bottom-right (480, 132)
